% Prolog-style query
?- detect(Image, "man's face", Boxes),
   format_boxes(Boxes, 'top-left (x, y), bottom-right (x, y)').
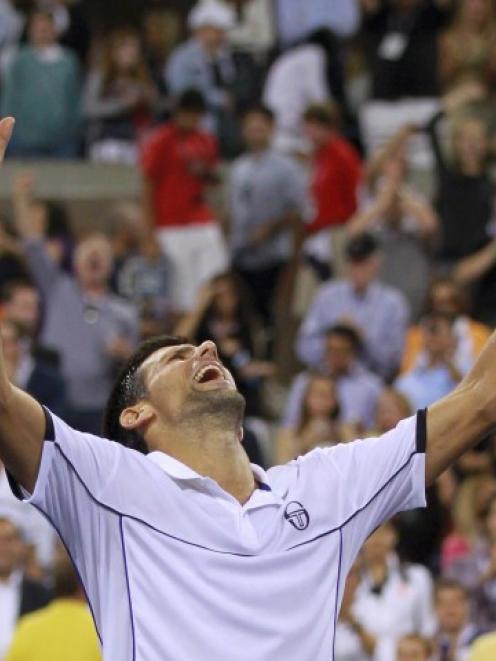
top-left (0, 519), bottom-right (23, 578)
top-left (431, 283), bottom-right (461, 317)
top-left (175, 111), bottom-right (203, 132)
top-left (303, 120), bottom-right (331, 149)
top-left (436, 587), bottom-right (469, 633)
top-left (74, 235), bottom-right (113, 290)
top-left (347, 255), bottom-right (380, 290)
top-left (195, 26), bottom-right (226, 52)
top-left (421, 318), bottom-right (455, 361)
top-left (4, 287), bottom-right (40, 337)
top-left (242, 113), bottom-right (273, 151)
top-left (139, 341), bottom-right (244, 430)
top-left (29, 13), bottom-right (57, 47)
top-left (324, 334), bottom-right (355, 375)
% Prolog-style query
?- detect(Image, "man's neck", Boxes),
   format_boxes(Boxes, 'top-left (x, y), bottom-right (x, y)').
top-left (154, 425), bottom-right (256, 505)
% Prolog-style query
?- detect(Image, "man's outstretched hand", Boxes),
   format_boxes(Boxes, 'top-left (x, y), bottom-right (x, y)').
top-left (0, 117), bottom-right (14, 163)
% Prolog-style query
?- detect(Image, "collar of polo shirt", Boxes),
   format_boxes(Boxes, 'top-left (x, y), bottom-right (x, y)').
top-left (147, 451), bottom-right (286, 502)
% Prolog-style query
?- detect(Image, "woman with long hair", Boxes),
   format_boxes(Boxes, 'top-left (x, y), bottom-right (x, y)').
top-left (83, 27), bottom-right (158, 162)
top-left (176, 272), bottom-right (274, 418)
top-left (275, 372), bottom-right (355, 464)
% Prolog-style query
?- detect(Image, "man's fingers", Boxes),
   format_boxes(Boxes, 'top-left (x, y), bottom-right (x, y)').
top-left (0, 117), bottom-right (15, 163)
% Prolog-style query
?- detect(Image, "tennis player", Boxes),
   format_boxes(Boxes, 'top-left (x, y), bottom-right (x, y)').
top-left (0, 116), bottom-right (495, 660)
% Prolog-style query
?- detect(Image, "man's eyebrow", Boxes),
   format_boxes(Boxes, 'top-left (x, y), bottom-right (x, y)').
top-left (164, 345), bottom-right (195, 362)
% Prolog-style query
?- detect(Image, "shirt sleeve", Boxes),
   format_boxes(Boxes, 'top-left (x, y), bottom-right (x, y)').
top-left (316, 412), bottom-right (427, 572)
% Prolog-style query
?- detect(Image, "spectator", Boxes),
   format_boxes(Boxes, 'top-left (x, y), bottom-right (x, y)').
top-left (15, 218), bottom-right (138, 434)
top-left (229, 104), bottom-right (307, 328)
top-left (426, 83), bottom-right (492, 262)
top-left (141, 89), bottom-right (228, 314)
top-left (402, 277), bottom-right (491, 375)
top-left (374, 388), bottom-right (412, 436)
top-left (116, 234), bottom-right (171, 329)
top-left (425, 82), bottom-right (496, 324)
top-left (433, 579), bottom-right (482, 660)
top-left (441, 474), bottom-right (496, 571)
top-left (283, 324), bottom-right (383, 432)
top-left (395, 312), bottom-right (468, 410)
top-left (469, 632), bottom-right (496, 661)
top-left (0, 218), bottom-right (30, 291)
top-left (348, 150), bottom-right (438, 318)
top-left (176, 273), bottom-right (274, 418)
top-left (446, 494), bottom-right (496, 630)
top-left (352, 521), bottom-right (436, 661)
top-left (83, 27), bottom-right (158, 164)
top-left (0, 320), bottom-right (66, 417)
top-left (33, 0), bottom-right (91, 64)
top-left (167, 0), bottom-right (257, 157)
top-left (275, 0), bottom-right (360, 46)
top-left (141, 7), bottom-right (179, 98)
top-left (361, 0), bottom-right (453, 100)
top-left (301, 103), bottom-right (362, 278)
top-left (11, 172), bottom-right (74, 274)
top-left (275, 373), bottom-right (357, 464)
top-left (264, 32), bottom-right (350, 155)
top-left (2, 9), bottom-right (80, 158)
top-left (6, 542), bottom-right (101, 661)
top-left (296, 234), bottom-right (409, 380)
top-left (335, 562), bottom-right (375, 661)
top-left (396, 634), bottom-right (432, 661)
top-left (439, 0), bottom-right (496, 89)
top-left (0, 516), bottom-right (51, 659)
top-left (1, 280), bottom-right (40, 340)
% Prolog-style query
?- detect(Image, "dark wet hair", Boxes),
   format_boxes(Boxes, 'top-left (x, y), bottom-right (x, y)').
top-left (103, 335), bottom-right (188, 453)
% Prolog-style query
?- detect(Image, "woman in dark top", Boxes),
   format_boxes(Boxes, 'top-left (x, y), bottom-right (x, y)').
top-left (425, 82), bottom-right (496, 322)
top-left (176, 272), bottom-right (274, 418)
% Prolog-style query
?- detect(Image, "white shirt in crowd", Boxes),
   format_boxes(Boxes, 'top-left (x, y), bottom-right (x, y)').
top-left (264, 44), bottom-right (330, 153)
top-left (10, 409), bottom-right (427, 660)
top-left (0, 569), bottom-right (21, 660)
top-left (353, 554), bottom-right (437, 661)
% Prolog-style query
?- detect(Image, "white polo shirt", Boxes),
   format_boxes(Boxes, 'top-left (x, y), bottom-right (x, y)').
top-left (10, 409), bottom-right (427, 660)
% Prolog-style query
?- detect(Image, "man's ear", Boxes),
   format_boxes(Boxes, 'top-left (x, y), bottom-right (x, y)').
top-left (119, 403), bottom-right (155, 432)
top-left (237, 427), bottom-right (244, 443)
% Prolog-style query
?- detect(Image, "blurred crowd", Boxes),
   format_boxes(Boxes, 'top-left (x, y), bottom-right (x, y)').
top-left (2, 0), bottom-right (496, 659)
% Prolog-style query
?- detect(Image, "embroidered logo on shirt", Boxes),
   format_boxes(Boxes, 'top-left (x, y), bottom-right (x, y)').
top-left (284, 501), bottom-right (310, 531)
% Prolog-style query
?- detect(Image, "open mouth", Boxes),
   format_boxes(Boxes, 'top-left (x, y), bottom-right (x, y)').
top-left (193, 364), bottom-right (227, 385)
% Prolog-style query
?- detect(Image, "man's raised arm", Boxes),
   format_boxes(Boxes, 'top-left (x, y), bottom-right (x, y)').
top-left (0, 118), bottom-right (46, 491)
top-left (426, 328), bottom-right (496, 484)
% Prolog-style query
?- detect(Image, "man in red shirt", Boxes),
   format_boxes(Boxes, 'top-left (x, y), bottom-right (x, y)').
top-left (141, 89), bottom-right (228, 312)
top-left (302, 103), bottom-right (362, 278)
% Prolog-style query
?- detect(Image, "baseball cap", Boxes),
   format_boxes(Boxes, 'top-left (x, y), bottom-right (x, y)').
top-left (188, 1), bottom-right (235, 31)
top-left (345, 233), bottom-right (379, 263)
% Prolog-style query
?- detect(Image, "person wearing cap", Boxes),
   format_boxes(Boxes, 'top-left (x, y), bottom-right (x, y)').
top-left (167, 0), bottom-right (253, 157)
top-left (296, 233), bottom-right (410, 380)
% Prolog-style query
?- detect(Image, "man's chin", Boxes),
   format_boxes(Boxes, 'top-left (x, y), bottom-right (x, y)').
top-left (187, 387), bottom-right (246, 421)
